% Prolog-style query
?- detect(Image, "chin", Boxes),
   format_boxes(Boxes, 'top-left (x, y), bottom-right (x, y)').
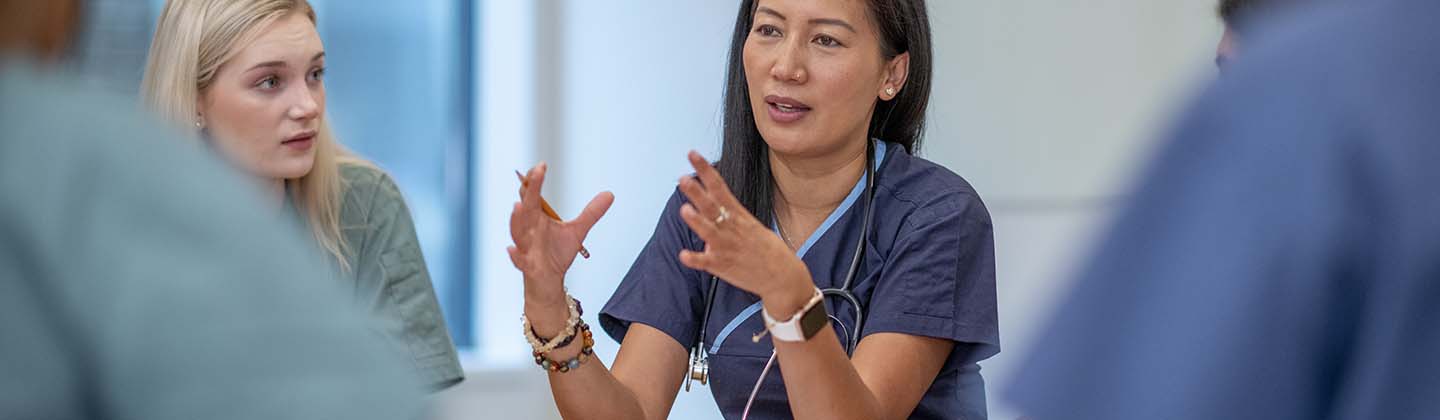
top-left (756, 125), bottom-right (825, 157)
top-left (266, 159), bottom-right (316, 180)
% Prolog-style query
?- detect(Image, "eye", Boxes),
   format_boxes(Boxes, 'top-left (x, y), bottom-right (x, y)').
top-left (308, 67), bottom-right (326, 82)
top-left (754, 24), bottom-right (782, 38)
top-left (813, 34), bottom-right (843, 48)
top-left (255, 76), bottom-right (280, 91)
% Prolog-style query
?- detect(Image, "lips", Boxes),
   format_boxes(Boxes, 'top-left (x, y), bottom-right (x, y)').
top-left (283, 130), bottom-right (317, 144)
top-left (282, 130), bottom-right (317, 151)
top-left (764, 95), bottom-right (811, 124)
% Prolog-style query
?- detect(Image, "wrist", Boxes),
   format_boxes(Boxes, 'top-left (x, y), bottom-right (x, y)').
top-left (524, 296), bottom-right (570, 336)
top-left (523, 295), bottom-right (590, 365)
top-left (523, 276), bottom-right (566, 304)
top-left (761, 285), bottom-right (826, 343)
top-left (760, 267), bottom-right (815, 319)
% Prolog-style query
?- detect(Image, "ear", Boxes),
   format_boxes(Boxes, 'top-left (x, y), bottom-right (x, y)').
top-left (878, 52), bottom-right (910, 101)
top-left (194, 95), bottom-right (208, 128)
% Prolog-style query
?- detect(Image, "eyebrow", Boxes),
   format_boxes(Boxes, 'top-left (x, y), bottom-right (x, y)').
top-left (756, 6), bottom-right (858, 33)
top-left (245, 52), bottom-right (326, 72)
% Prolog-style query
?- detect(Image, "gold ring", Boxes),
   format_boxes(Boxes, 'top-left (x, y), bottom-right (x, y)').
top-left (714, 207), bottom-right (730, 225)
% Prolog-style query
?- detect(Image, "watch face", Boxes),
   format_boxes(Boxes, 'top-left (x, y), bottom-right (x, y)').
top-left (799, 299), bottom-right (829, 340)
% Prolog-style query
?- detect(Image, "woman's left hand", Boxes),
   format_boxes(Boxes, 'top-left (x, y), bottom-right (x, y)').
top-left (676, 151), bottom-right (812, 303)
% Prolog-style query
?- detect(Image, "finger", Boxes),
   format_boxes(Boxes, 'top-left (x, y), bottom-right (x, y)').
top-left (678, 249), bottom-right (713, 272)
top-left (506, 245), bottom-right (530, 271)
top-left (510, 201), bottom-right (550, 248)
top-left (570, 191), bottom-right (615, 239)
top-left (520, 162), bottom-right (548, 212)
top-left (509, 202), bottom-right (534, 248)
top-left (678, 203), bottom-right (721, 240)
top-left (677, 175), bottom-right (719, 219)
top-left (688, 151), bottom-right (740, 208)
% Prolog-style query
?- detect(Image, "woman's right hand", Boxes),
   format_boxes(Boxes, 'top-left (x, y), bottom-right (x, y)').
top-left (507, 163), bottom-right (614, 326)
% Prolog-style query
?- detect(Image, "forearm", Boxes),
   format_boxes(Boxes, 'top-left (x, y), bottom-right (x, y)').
top-left (525, 296), bottom-right (649, 420)
top-left (547, 357), bottom-right (648, 420)
top-left (762, 284), bottom-right (886, 420)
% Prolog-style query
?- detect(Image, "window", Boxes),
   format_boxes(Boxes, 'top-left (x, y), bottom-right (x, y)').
top-left (310, 0), bottom-right (476, 347)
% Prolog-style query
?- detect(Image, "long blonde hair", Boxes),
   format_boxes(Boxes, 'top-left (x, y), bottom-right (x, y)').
top-left (141, 0), bottom-right (363, 271)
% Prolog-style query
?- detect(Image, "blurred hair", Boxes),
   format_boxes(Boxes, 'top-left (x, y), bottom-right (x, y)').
top-left (141, 0), bottom-right (369, 271)
top-left (718, 0), bottom-right (933, 227)
top-left (1219, 0), bottom-right (1268, 27)
top-left (0, 0), bottom-right (82, 60)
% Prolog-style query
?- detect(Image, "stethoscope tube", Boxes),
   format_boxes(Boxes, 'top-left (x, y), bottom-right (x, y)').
top-left (687, 271), bottom-right (722, 390)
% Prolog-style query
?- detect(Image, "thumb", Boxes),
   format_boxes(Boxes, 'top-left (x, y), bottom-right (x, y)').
top-left (571, 191), bottom-right (615, 240)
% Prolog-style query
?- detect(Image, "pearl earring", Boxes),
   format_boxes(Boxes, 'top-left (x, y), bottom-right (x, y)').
top-left (195, 117), bottom-right (204, 129)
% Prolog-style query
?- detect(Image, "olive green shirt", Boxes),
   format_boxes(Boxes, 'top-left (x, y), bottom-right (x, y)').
top-left (329, 163), bottom-right (465, 390)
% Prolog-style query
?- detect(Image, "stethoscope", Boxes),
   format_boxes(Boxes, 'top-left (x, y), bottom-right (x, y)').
top-left (685, 140), bottom-right (879, 391)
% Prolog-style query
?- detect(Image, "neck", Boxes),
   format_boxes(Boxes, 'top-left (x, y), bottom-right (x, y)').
top-left (770, 138), bottom-right (868, 224)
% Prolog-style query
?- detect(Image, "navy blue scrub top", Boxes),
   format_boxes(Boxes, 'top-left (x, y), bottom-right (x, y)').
top-left (601, 140), bottom-right (999, 419)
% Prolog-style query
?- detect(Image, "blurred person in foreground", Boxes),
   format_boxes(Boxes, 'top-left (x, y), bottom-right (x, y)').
top-left (1009, 0), bottom-right (1440, 418)
top-left (0, 1), bottom-right (423, 419)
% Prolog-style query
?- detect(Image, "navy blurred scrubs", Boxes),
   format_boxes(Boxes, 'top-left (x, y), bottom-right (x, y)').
top-left (1009, 1), bottom-right (1440, 418)
top-left (0, 59), bottom-right (422, 420)
top-left (601, 140), bottom-right (1000, 419)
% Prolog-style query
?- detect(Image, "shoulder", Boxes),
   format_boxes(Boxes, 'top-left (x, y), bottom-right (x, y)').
top-left (340, 160), bottom-right (404, 204)
top-left (656, 186), bottom-right (697, 233)
top-left (1222, 1), bottom-right (1431, 117)
top-left (338, 160), bottom-right (410, 224)
top-left (877, 147), bottom-right (991, 231)
top-left (1166, 1), bottom-right (1433, 188)
top-left (340, 160), bottom-right (399, 196)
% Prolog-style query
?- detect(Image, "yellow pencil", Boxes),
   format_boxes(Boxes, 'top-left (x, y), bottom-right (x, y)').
top-left (516, 170), bottom-right (591, 259)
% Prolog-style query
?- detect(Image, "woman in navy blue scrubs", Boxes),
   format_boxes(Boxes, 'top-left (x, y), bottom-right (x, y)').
top-left (507, 0), bottom-right (996, 418)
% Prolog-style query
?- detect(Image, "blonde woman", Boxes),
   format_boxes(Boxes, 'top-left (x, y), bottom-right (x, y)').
top-left (140, 0), bottom-right (463, 390)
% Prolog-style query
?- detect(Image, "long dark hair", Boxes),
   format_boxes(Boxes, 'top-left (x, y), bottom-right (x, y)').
top-left (716, 0), bottom-right (932, 227)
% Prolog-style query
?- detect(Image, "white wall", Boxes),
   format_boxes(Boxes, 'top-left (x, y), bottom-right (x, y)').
top-left (925, 1), bottom-right (1221, 418)
top-left (441, 1), bottom-right (1223, 419)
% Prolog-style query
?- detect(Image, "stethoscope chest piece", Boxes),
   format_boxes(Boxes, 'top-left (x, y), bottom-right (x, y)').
top-left (687, 351), bottom-right (709, 391)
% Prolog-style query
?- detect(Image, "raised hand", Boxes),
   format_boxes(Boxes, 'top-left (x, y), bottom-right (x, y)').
top-left (507, 163), bottom-right (614, 306)
top-left (675, 151), bottom-right (810, 301)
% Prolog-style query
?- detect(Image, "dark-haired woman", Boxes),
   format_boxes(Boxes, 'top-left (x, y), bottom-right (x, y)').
top-left (507, 0), bottom-right (996, 418)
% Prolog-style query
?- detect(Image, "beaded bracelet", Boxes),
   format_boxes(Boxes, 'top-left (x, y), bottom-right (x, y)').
top-left (528, 299), bottom-right (585, 349)
top-left (534, 321), bottom-right (596, 373)
top-left (522, 295), bottom-right (582, 354)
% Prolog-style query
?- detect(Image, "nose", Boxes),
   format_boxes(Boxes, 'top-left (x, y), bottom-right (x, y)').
top-left (287, 85), bottom-right (320, 121)
top-left (768, 38), bottom-right (808, 84)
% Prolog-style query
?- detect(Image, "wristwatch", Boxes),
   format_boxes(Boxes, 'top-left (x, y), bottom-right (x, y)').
top-left (762, 287), bottom-right (828, 342)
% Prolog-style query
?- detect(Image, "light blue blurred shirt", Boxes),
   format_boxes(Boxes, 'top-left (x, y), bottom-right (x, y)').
top-left (0, 58), bottom-right (424, 420)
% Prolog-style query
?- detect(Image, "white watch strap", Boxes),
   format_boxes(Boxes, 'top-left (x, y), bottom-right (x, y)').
top-left (761, 288), bottom-right (823, 342)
